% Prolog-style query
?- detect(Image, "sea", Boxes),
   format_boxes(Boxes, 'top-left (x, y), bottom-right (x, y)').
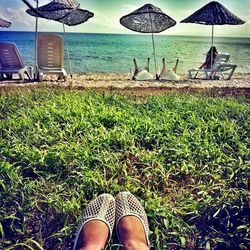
top-left (0, 31), bottom-right (250, 74)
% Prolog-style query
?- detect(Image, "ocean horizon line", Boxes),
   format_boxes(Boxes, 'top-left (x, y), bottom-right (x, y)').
top-left (1, 30), bottom-right (249, 40)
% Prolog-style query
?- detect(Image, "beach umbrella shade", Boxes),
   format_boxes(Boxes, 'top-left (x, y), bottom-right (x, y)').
top-left (120, 3), bottom-right (176, 77)
top-left (0, 17), bottom-right (11, 28)
top-left (26, 0), bottom-right (94, 26)
top-left (22, 0), bottom-right (94, 77)
top-left (180, 1), bottom-right (245, 68)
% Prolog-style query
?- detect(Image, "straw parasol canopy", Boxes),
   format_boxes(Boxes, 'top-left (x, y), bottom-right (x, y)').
top-left (26, 0), bottom-right (94, 26)
top-left (180, 1), bottom-right (245, 25)
top-left (180, 1), bottom-right (245, 68)
top-left (120, 4), bottom-right (176, 33)
top-left (0, 17), bottom-right (11, 28)
top-left (120, 3), bottom-right (176, 77)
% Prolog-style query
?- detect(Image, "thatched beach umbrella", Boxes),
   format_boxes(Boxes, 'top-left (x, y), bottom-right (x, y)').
top-left (26, 0), bottom-right (94, 26)
top-left (181, 1), bottom-right (245, 68)
top-left (22, 0), bottom-right (94, 77)
top-left (0, 17), bottom-right (11, 28)
top-left (120, 3), bottom-right (176, 77)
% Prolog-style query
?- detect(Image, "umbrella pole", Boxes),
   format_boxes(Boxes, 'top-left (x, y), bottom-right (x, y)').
top-left (63, 24), bottom-right (73, 79)
top-left (34, 0), bottom-right (39, 79)
top-left (211, 24), bottom-right (214, 69)
top-left (151, 32), bottom-right (158, 78)
top-left (149, 13), bottom-right (157, 78)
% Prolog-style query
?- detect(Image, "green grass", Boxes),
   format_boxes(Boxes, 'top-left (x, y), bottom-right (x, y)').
top-left (0, 88), bottom-right (249, 250)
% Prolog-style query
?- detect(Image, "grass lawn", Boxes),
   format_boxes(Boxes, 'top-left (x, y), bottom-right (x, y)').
top-left (0, 88), bottom-right (249, 250)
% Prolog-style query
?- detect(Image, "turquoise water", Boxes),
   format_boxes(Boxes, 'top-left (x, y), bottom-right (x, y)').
top-left (0, 31), bottom-right (249, 74)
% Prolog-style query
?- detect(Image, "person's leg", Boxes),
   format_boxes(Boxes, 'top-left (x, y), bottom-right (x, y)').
top-left (73, 194), bottom-right (116, 250)
top-left (118, 216), bottom-right (149, 250)
top-left (76, 220), bottom-right (109, 250)
top-left (115, 192), bottom-right (150, 250)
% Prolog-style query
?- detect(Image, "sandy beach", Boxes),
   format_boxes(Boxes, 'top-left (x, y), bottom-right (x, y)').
top-left (0, 72), bottom-right (250, 96)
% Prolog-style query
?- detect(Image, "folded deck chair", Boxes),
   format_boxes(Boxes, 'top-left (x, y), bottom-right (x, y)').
top-left (159, 58), bottom-right (180, 81)
top-left (37, 34), bottom-right (67, 81)
top-left (188, 53), bottom-right (237, 80)
top-left (132, 58), bottom-right (154, 81)
top-left (0, 43), bottom-right (33, 81)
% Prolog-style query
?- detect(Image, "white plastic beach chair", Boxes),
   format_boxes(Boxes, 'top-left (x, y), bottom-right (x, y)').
top-left (37, 33), bottom-right (67, 81)
top-left (0, 43), bottom-right (33, 81)
top-left (159, 58), bottom-right (180, 81)
top-left (132, 58), bottom-right (154, 81)
top-left (188, 53), bottom-right (237, 80)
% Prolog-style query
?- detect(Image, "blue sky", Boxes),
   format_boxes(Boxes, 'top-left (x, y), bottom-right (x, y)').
top-left (0, 0), bottom-right (249, 37)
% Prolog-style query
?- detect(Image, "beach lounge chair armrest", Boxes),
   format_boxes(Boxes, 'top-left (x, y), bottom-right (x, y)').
top-left (216, 63), bottom-right (237, 80)
top-left (218, 63), bottom-right (237, 70)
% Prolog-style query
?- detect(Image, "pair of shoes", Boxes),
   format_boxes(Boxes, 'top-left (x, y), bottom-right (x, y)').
top-left (73, 191), bottom-right (149, 250)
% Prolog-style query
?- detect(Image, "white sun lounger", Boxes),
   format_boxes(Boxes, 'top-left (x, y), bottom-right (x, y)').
top-left (188, 53), bottom-right (237, 80)
top-left (132, 58), bottom-right (154, 81)
top-left (0, 43), bottom-right (33, 81)
top-left (159, 58), bottom-right (180, 81)
top-left (37, 33), bottom-right (67, 81)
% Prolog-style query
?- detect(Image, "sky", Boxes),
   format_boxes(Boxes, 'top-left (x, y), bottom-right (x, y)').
top-left (0, 0), bottom-right (250, 37)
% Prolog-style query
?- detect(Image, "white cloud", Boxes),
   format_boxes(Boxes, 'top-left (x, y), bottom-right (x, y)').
top-left (89, 9), bottom-right (123, 31)
top-left (0, 7), bottom-right (34, 27)
top-left (0, 6), bottom-right (73, 32)
top-left (120, 4), bottom-right (139, 11)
